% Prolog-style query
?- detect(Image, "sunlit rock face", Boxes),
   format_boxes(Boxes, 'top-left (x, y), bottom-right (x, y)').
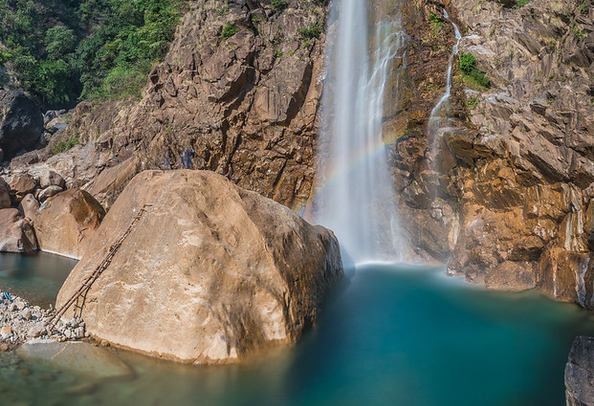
top-left (35, 189), bottom-right (105, 260)
top-left (385, 0), bottom-right (594, 305)
top-left (57, 170), bottom-right (343, 364)
top-left (16, 0), bottom-right (329, 212)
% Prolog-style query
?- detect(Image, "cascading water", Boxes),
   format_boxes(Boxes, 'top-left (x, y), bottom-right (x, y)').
top-left (311, 0), bottom-right (406, 266)
top-left (427, 9), bottom-right (462, 143)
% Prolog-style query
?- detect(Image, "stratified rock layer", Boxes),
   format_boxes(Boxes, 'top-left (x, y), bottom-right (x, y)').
top-left (35, 189), bottom-right (105, 259)
top-left (565, 336), bottom-right (594, 406)
top-left (56, 170), bottom-right (343, 364)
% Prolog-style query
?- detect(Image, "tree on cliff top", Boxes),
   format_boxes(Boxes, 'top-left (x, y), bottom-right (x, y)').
top-left (0, 0), bottom-right (188, 108)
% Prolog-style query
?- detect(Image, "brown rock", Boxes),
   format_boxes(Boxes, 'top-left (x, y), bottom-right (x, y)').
top-left (18, 194), bottom-right (40, 222)
top-left (35, 189), bottom-right (105, 259)
top-left (0, 208), bottom-right (38, 253)
top-left (39, 170), bottom-right (66, 189)
top-left (57, 170), bottom-right (343, 364)
top-left (37, 185), bottom-right (64, 202)
top-left (7, 173), bottom-right (38, 200)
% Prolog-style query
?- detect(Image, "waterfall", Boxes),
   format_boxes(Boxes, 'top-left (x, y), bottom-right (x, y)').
top-left (311, 0), bottom-right (406, 266)
top-left (427, 9), bottom-right (462, 143)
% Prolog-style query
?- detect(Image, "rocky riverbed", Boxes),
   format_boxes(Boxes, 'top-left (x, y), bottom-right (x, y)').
top-left (0, 293), bottom-right (88, 351)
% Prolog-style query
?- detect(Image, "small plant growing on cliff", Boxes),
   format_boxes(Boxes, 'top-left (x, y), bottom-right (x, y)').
top-left (298, 23), bottom-right (321, 40)
top-left (271, 0), bottom-right (288, 13)
top-left (513, 0), bottom-right (531, 8)
top-left (459, 52), bottom-right (490, 90)
top-left (429, 12), bottom-right (444, 35)
top-left (221, 22), bottom-right (240, 40)
top-left (53, 136), bottom-right (79, 154)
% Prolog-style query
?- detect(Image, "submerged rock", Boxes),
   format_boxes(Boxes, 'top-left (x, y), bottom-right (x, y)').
top-left (35, 189), bottom-right (105, 259)
top-left (17, 340), bottom-right (132, 379)
top-left (565, 336), bottom-right (594, 406)
top-left (0, 208), bottom-right (38, 253)
top-left (57, 170), bottom-right (343, 364)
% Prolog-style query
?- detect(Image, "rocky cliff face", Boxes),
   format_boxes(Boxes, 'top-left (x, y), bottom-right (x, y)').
top-left (9, 0), bottom-right (593, 307)
top-left (14, 0), bottom-right (327, 211)
top-left (391, 0), bottom-right (594, 306)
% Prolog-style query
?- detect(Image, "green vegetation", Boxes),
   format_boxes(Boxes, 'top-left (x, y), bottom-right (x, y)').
top-left (221, 22), bottom-right (240, 40)
top-left (275, 50), bottom-right (283, 58)
top-left (513, 0), bottom-right (531, 9)
top-left (459, 52), bottom-right (490, 90)
top-left (53, 136), bottom-right (79, 154)
top-left (297, 23), bottom-right (322, 40)
top-left (0, 0), bottom-right (188, 107)
top-left (429, 12), bottom-right (444, 35)
top-left (465, 97), bottom-right (479, 108)
top-left (271, 0), bottom-right (288, 13)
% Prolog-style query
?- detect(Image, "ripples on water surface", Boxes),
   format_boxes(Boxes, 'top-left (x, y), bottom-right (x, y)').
top-left (2, 262), bottom-right (594, 406)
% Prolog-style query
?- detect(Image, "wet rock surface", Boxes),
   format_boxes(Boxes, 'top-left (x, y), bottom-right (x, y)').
top-left (57, 170), bottom-right (343, 364)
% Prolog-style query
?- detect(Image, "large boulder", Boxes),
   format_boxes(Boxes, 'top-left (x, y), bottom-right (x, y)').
top-left (56, 170), bottom-right (343, 364)
top-left (0, 90), bottom-right (43, 159)
top-left (0, 208), bottom-right (38, 253)
top-left (565, 336), bottom-right (594, 406)
top-left (18, 193), bottom-right (40, 222)
top-left (35, 189), bottom-right (105, 259)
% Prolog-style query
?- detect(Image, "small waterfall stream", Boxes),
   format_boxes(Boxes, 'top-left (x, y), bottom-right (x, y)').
top-left (427, 10), bottom-right (462, 143)
top-left (312, 0), bottom-right (406, 266)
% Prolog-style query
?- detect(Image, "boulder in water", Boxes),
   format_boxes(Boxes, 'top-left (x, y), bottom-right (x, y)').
top-left (565, 336), bottom-right (594, 406)
top-left (0, 208), bottom-right (38, 253)
top-left (57, 170), bottom-right (343, 364)
top-left (35, 189), bottom-right (105, 259)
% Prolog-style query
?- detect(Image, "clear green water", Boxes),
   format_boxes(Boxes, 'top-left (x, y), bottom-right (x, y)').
top-left (2, 262), bottom-right (594, 406)
top-left (0, 252), bottom-right (77, 307)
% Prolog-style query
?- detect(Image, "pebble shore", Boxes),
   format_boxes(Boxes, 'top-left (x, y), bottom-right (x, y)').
top-left (0, 294), bottom-right (87, 351)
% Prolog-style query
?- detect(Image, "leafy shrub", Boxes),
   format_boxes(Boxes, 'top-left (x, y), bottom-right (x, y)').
top-left (297, 23), bottom-right (321, 39)
top-left (459, 52), bottom-right (490, 90)
top-left (221, 22), bottom-right (240, 40)
top-left (53, 136), bottom-right (80, 154)
top-left (513, 0), bottom-right (530, 8)
top-left (271, 0), bottom-right (288, 13)
top-left (429, 12), bottom-right (444, 35)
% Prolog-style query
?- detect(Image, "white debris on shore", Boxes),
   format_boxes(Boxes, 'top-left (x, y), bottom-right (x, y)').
top-left (0, 293), bottom-right (88, 351)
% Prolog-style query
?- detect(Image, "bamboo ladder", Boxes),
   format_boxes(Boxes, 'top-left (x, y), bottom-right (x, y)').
top-left (46, 204), bottom-right (152, 331)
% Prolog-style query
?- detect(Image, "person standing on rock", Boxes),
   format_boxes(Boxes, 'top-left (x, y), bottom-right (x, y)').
top-left (223, 163), bottom-right (234, 181)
